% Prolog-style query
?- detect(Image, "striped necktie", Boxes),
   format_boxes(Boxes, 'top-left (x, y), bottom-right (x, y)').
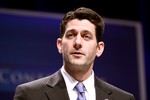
top-left (75, 83), bottom-right (86, 100)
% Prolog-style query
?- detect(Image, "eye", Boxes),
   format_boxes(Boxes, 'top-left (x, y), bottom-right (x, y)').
top-left (66, 31), bottom-right (75, 39)
top-left (83, 33), bottom-right (92, 41)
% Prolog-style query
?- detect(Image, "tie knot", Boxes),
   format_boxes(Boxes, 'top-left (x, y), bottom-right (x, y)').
top-left (75, 83), bottom-right (85, 93)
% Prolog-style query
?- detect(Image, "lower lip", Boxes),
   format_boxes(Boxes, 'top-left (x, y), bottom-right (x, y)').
top-left (72, 54), bottom-right (83, 57)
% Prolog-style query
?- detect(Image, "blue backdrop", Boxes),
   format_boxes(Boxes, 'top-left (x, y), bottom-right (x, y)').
top-left (0, 9), bottom-right (147, 100)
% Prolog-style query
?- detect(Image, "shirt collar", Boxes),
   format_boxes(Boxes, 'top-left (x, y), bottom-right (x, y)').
top-left (61, 66), bottom-right (78, 92)
top-left (83, 70), bottom-right (95, 93)
top-left (61, 66), bottom-right (95, 92)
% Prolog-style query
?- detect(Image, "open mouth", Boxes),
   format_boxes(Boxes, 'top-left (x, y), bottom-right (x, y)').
top-left (71, 52), bottom-right (84, 57)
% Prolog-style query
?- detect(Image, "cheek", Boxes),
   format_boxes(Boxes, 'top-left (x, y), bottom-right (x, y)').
top-left (61, 42), bottom-right (70, 52)
top-left (86, 45), bottom-right (97, 56)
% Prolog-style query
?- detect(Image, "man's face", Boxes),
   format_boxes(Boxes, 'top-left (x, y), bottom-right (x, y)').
top-left (57, 19), bottom-right (104, 72)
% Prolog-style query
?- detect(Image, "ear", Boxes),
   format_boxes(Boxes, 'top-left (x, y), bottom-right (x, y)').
top-left (96, 41), bottom-right (104, 57)
top-left (57, 38), bottom-right (62, 54)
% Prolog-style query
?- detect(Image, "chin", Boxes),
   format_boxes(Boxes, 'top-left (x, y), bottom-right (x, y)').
top-left (71, 60), bottom-right (85, 65)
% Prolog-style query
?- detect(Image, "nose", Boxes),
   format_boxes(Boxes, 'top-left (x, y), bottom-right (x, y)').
top-left (73, 34), bottom-right (82, 49)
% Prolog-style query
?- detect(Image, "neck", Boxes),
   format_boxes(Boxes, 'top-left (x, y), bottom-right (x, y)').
top-left (64, 65), bottom-right (93, 82)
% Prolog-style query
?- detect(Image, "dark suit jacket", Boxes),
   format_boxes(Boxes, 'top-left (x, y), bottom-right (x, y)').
top-left (13, 69), bottom-right (135, 100)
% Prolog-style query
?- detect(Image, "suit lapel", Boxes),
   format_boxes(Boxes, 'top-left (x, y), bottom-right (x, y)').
top-left (45, 70), bottom-right (70, 100)
top-left (95, 76), bottom-right (113, 100)
top-left (44, 70), bottom-right (114, 100)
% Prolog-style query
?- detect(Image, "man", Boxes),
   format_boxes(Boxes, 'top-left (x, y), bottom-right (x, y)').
top-left (13, 7), bottom-right (135, 100)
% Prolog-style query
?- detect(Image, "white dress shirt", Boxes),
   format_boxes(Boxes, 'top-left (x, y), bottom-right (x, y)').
top-left (61, 66), bottom-right (96, 100)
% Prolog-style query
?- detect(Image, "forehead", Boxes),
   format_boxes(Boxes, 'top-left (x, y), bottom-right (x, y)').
top-left (66, 19), bottom-right (95, 33)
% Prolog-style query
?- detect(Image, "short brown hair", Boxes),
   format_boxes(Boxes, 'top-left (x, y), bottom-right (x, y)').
top-left (60, 7), bottom-right (105, 42)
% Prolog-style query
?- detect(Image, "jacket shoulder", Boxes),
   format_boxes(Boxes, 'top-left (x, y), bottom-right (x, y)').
top-left (95, 76), bottom-right (135, 99)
